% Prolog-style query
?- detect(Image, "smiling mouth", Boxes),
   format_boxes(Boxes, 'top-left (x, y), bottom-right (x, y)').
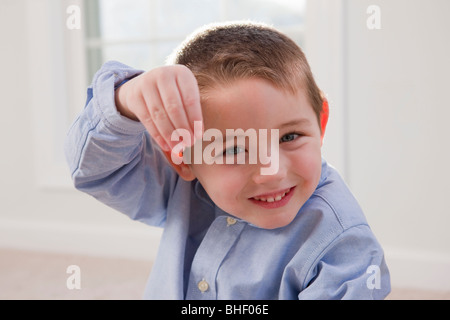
top-left (250, 187), bottom-right (294, 203)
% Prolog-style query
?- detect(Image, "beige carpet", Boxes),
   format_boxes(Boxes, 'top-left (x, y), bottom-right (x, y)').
top-left (1, 247), bottom-right (449, 300)
top-left (0, 248), bottom-right (151, 300)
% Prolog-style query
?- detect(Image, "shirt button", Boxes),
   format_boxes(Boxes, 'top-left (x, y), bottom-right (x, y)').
top-left (198, 279), bottom-right (209, 292)
top-left (226, 217), bottom-right (237, 226)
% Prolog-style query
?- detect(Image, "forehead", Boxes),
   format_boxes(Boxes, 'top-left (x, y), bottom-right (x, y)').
top-left (200, 78), bottom-right (316, 131)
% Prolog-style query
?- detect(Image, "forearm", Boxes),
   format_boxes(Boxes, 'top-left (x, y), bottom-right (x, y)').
top-left (65, 98), bottom-right (145, 189)
top-left (65, 61), bottom-right (145, 181)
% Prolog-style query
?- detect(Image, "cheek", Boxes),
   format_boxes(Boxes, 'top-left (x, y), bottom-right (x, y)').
top-left (191, 165), bottom-right (246, 203)
top-left (290, 145), bottom-right (322, 182)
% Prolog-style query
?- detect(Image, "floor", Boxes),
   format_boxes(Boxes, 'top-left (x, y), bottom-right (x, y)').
top-left (1, 248), bottom-right (449, 300)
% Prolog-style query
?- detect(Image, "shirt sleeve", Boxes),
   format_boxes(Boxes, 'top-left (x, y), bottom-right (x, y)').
top-left (298, 225), bottom-right (391, 300)
top-left (64, 61), bottom-right (179, 227)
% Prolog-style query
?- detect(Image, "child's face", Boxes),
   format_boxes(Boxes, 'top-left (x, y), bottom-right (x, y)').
top-left (188, 78), bottom-right (323, 229)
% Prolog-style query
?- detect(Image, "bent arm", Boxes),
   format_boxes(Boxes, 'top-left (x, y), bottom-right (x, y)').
top-left (64, 61), bottom-right (178, 226)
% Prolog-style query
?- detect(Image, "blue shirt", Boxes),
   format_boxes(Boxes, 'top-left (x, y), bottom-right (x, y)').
top-left (65, 61), bottom-right (390, 300)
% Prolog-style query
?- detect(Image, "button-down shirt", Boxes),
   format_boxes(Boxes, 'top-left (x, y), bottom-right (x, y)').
top-left (65, 61), bottom-right (390, 299)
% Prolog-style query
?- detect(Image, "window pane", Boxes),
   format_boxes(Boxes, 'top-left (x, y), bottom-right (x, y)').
top-left (227, 0), bottom-right (306, 28)
top-left (98, 0), bottom-right (152, 40)
top-left (84, 0), bottom-right (307, 75)
top-left (86, 47), bottom-right (103, 81)
top-left (154, 0), bottom-right (221, 38)
top-left (102, 44), bottom-right (154, 70)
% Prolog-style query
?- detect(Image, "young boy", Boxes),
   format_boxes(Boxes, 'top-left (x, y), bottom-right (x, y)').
top-left (65, 22), bottom-right (390, 299)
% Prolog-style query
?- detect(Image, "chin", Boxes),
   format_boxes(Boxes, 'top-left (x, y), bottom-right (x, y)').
top-left (247, 198), bottom-right (305, 230)
top-left (250, 215), bottom-right (297, 230)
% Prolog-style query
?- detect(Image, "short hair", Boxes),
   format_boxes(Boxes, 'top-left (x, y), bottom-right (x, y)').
top-left (167, 21), bottom-right (324, 127)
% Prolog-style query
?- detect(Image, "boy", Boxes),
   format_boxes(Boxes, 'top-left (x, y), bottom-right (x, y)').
top-left (65, 22), bottom-right (390, 299)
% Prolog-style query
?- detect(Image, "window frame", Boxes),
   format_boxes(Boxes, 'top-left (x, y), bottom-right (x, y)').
top-left (27, 0), bottom-right (87, 188)
top-left (83, 0), bottom-right (307, 78)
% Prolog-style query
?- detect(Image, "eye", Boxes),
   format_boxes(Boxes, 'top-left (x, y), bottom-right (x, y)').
top-left (223, 146), bottom-right (245, 156)
top-left (280, 132), bottom-right (301, 143)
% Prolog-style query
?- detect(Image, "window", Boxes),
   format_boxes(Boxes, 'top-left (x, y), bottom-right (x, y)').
top-left (84, 0), bottom-right (306, 79)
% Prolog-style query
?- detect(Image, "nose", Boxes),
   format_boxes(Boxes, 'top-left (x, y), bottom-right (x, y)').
top-left (251, 154), bottom-right (287, 185)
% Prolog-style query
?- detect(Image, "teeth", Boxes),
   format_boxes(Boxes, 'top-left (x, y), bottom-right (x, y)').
top-left (253, 190), bottom-right (289, 202)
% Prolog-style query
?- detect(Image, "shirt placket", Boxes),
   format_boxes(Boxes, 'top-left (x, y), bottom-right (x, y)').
top-left (185, 215), bottom-right (245, 299)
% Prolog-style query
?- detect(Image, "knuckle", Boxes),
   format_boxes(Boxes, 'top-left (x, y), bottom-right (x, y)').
top-left (140, 114), bottom-right (155, 129)
top-left (174, 64), bottom-right (190, 74)
top-left (140, 115), bottom-right (153, 125)
top-left (183, 96), bottom-right (199, 109)
top-left (138, 72), bottom-right (155, 88)
top-left (165, 101), bottom-right (182, 115)
top-left (154, 66), bottom-right (173, 82)
top-left (150, 106), bottom-right (167, 121)
top-left (152, 133), bottom-right (164, 144)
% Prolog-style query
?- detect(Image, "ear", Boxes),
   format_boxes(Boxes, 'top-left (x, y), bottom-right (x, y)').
top-left (161, 150), bottom-right (196, 181)
top-left (320, 98), bottom-right (329, 145)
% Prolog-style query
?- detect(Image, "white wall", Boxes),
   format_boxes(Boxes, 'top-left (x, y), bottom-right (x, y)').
top-left (345, 0), bottom-right (450, 290)
top-left (302, 0), bottom-right (450, 291)
top-left (1, 0), bottom-right (449, 292)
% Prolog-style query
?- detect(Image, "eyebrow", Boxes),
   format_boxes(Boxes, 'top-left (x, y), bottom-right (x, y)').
top-left (219, 119), bottom-right (312, 141)
top-left (279, 118), bottom-right (312, 128)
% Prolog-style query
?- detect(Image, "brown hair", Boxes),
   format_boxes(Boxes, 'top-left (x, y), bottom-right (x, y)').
top-left (167, 21), bottom-right (324, 127)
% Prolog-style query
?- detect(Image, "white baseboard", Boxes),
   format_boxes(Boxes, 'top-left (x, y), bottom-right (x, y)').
top-left (384, 247), bottom-right (450, 291)
top-left (0, 218), bottom-right (162, 261)
top-left (1, 218), bottom-right (449, 291)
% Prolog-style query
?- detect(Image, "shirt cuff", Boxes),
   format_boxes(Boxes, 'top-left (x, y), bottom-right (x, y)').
top-left (91, 60), bottom-right (146, 135)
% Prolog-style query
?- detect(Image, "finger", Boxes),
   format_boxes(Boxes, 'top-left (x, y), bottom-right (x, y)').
top-left (133, 90), bottom-right (171, 152)
top-left (141, 84), bottom-right (179, 152)
top-left (157, 77), bottom-right (194, 149)
top-left (175, 67), bottom-right (203, 143)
